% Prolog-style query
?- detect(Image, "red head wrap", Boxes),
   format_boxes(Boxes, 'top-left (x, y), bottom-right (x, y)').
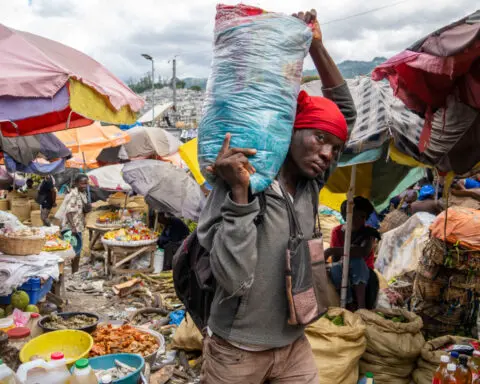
top-left (293, 90), bottom-right (348, 142)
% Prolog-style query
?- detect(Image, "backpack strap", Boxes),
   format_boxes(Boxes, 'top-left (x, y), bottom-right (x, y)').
top-left (253, 192), bottom-right (267, 225)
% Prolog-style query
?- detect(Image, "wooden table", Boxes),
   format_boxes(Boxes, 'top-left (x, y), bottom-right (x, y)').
top-left (87, 224), bottom-right (121, 261)
top-left (104, 243), bottom-right (156, 277)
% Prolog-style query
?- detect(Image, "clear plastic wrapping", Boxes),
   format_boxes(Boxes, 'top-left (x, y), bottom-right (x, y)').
top-left (198, 4), bottom-right (312, 193)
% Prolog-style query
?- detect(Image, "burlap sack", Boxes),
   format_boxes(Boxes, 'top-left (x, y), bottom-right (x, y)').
top-left (171, 314), bottom-right (203, 351)
top-left (306, 308), bottom-right (366, 384)
top-left (359, 359), bottom-right (411, 384)
top-left (412, 335), bottom-right (477, 384)
top-left (357, 309), bottom-right (425, 359)
top-left (358, 309), bottom-right (425, 384)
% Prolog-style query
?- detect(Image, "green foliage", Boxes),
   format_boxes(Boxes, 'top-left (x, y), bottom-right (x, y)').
top-left (301, 75), bottom-right (320, 84)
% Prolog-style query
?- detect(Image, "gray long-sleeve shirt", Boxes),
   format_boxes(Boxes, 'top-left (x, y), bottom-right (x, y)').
top-left (197, 82), bottom-right (356, 348)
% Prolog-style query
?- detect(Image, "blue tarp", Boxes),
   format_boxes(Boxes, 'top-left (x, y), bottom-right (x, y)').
top-left (5, 155), bottom-right (66, 176)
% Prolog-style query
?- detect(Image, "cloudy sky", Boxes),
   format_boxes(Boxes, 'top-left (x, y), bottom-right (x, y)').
top-left (1, 0), bottom-right (477, 82)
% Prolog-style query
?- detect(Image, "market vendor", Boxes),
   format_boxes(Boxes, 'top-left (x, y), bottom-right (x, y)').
top-left (197, 9), bottom-right (356, 383)
top-left (60, 174), bottom-right (91, 273)
top-left (325, 196), bottom-right (381, 310)
top-left (452, 174), bottom-right (480, 201)
top-left (410, 184), bottom-right (444, 215)
top-left (36, 175), bottom-right (56, 226)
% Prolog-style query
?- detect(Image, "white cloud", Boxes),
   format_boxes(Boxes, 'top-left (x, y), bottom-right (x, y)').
top-left (1, 0), bottom-right (477, 80)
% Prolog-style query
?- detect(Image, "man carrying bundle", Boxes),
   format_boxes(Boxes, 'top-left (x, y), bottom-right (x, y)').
top-left (198, 10), bottom-right (356, 384)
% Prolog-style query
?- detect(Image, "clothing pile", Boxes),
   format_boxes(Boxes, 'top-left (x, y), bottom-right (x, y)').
top-left (411, 207), bottom-right (480, 338)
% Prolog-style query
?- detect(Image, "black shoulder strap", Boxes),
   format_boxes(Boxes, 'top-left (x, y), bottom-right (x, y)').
top-left (253, 191), bottom-right (266, 225)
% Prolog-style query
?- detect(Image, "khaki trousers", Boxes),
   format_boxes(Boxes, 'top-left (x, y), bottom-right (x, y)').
top-left (200, 334), bottom-right (318, 384)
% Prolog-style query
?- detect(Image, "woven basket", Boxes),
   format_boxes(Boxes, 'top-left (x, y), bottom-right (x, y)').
top-left (29, 199), bottom-right (40, 211)
top-left (379, 209), bottom-right (408, 233)
top-left (30, 210), bottom-right (43, 227)
top-left (0, 199), bottom-right (9, 211)
top-left (0, 234), bottom-right (46, 256)
top-left (423, 237), bottom-right (445, 265)
top-left (414, 274), bottom-right (447, 301)
top-left (11, 198), bottom-right (31, 222)
top-left (389, 280), bottom-right (413, 301)
top-left (108, 196), bottom-right (129, 207)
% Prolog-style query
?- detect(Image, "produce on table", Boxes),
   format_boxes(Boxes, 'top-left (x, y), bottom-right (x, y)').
top-left (43, 313), bottom-right (97, 330)
top-left (97, 211), bottom-right (123, 226)
top-left (42, 234), bottom-right (71, 252)
top-left (90, 324), bottom-right (159, 357)
top-left (24, 305), bottom-right (39, 313)
top-left (5, 305), bottom-right (13, 316)
top-left (322, 313), bottom-right (345, 326)
top-left (11, 291), bottom-right (30, 310)
top-left (0, 308), bottom-right (5, 318)
top-left (103, 226), bottom-right (158, 242)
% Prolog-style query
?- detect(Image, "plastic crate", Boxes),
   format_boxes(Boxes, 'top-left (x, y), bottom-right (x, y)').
top-left (0, 277), bottom-right (53, 305)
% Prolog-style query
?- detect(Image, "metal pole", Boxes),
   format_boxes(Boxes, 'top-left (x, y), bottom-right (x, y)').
top-left (172, 58), bottom-right (177, 110)
top-left (151, 59), bottom-right (155, 127)
top-left (340, 164), bottom-right (357, 308)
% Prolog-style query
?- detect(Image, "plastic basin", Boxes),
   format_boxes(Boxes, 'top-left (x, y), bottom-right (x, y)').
top-left (86, 354), bottom-right (144, 384)
top-left (19, 330), bottom-right (93, 366)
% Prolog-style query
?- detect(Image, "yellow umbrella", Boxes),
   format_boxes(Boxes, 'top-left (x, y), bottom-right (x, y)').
top-left (178, 138), bottom-right (206, 185)
top-left (54, 122), bottom-right (130, 154)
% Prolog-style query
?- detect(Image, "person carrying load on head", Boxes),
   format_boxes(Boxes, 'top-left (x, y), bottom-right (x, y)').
top-left (197, 9), bottom-right (356, 384)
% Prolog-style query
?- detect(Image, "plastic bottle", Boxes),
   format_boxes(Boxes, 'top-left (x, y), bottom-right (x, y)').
top-left (27, 313), bottom-right (42, 339)
top-left (452, 352), bottom-right (461, 364)
top-left (445, 363), bottom-right (459, 384)
top-left (358, 372), bottom-right (375, 384)
top-left (0, 359), bottom-right (20, 384)
top-left (71, 359), bottom-right (97, 384)
top-left (456, 355), bottom-right (473, 384)
top-left (48, 352), bottom-right (71, 384)
top-left (471, 351), bottom-right (480, 382)
top-left (433, 355), bottom-right (450, 384)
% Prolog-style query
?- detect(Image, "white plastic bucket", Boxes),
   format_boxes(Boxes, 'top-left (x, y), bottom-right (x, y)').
top-left (154, 248), bottom-right (164, 273)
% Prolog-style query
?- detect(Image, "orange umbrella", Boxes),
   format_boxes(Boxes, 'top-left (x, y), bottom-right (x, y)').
top-left (65, 150), bottom-right (102, 169)
top-left (54, 122), bottom-right (130, 153)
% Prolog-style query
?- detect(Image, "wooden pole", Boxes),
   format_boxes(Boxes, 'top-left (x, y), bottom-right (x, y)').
top-left (340, 164), bottom-right (357, 308)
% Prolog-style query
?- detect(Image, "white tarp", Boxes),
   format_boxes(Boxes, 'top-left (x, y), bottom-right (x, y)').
top-left (88, 164), bottom-right (132, 191)
top-left (375, 212), bottom-right (436, 281)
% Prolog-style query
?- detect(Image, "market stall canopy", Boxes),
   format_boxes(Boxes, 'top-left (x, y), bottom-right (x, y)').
top-left (122, 159), bottom-right (206, 221)
top-left (5, 156), bottom-right (66, 176)
top-left (54, 122), bottom-right (130, 154)
top-left (0, 165), bottom-right (24, 189)
top-left (0, 131), bottom-right (71, 165)
top-left (88, 164), bottom-right (132, 191)
top-left (302, 78), bottom-right (425, 212)
top-left (138, 102), bottom-right (174, 123)
top-left (0, 23), bottom-right (144, 137)
top-left (96, 126), bottom-right (181, 163)
top-left (372, 10), bottom-right (480, 159)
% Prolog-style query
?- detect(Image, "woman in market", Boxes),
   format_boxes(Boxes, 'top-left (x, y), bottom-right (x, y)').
top-left (60, 174), bottom-right (91, 273)
top-left (325, 196), bottom-right (381, 310)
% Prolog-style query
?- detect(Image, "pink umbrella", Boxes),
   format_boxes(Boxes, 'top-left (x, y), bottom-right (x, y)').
top-left (0, 24), bottom-right (144, 137)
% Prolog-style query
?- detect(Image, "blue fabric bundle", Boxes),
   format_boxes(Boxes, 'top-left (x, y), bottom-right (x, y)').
top-left (198, 10), bottom-right (312, 194)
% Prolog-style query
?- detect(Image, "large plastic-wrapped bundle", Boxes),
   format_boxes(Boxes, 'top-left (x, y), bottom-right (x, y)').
top-left (198, 4), bottom-right (312, 193)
